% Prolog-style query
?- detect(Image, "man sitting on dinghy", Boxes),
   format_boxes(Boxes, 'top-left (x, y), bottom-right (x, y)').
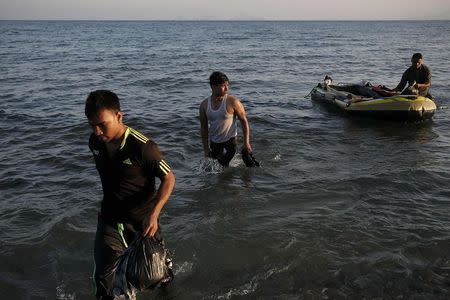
top-left (393, 52), bottom-right (432, 98)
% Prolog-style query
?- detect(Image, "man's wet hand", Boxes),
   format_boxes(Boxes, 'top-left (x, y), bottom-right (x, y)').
top-left (143, 215), bottom-right (158, 237)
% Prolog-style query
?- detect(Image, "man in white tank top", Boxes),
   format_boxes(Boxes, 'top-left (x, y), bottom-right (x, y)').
top-left (199, 71), bottom-right (254, 166)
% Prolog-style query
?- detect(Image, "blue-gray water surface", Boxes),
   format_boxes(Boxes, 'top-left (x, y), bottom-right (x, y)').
top-left (1, 21), bottom-right (450, 299)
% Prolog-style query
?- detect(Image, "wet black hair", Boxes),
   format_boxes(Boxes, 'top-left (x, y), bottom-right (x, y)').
top-left (209, 71), bottom-right (229, 86)
top-left (85, 90), bottom-right (121, 119)
top-left (412, 53), bottom-right (423, 60)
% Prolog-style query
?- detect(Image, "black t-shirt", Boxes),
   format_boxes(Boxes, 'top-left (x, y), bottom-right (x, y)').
top-left (89, 127), bottom-right (171, 224)
top-left (396, 64), bottom-right (431, 96)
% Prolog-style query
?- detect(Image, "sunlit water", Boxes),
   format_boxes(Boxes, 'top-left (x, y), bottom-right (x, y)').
top-left (1, 21), bottom-right (450, 299)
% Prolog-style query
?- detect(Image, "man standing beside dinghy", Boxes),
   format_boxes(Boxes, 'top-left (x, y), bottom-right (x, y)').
top-left (394, 52), bottom-right (432, 98)
top-left (85, 90), bottom-right (175, 299)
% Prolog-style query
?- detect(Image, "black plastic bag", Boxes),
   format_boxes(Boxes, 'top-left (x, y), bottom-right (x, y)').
top-left (112, 236), bottom-right (173, 299)
top-left (241, 148), bottom-right (260, 167)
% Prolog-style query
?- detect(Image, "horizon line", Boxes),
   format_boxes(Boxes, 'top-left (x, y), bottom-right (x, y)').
top-left (1, 19), bottom-right (449, 22)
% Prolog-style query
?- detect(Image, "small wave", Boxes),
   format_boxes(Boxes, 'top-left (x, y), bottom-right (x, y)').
top-left (214, 264), bottom-right (291, 299)
top-left (173, 260), bottom-right (195, 276)
top-left (273, 153), bottom-right (282, 161)
top-left (198, 158), bottom-right (224, 174)
top-left (56, 284), bottom-right (76, 300)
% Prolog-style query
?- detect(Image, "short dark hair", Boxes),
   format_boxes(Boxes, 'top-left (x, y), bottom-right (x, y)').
top-left (209, 71), bottom-right (229, 86)
top-left (85, 90), bottom-right (120, 119)
top-left (412, 53), bottom-right (423, 60)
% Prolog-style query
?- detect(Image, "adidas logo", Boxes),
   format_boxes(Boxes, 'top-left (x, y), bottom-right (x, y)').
top-left (122, 158), bottom-right (132, 165)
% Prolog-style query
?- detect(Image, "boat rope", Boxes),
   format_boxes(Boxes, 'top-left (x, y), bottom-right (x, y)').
top-left (304, 87), bottom-right (315, 99)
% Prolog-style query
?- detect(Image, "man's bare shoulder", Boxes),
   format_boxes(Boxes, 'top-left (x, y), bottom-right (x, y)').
top-left (200, 97), bottom-right (209, 109)
top-left (227, 95), bottom-right (242, 105)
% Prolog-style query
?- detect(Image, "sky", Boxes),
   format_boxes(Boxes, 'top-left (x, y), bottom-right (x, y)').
top-left (0, 0), bottom-right (449, 20)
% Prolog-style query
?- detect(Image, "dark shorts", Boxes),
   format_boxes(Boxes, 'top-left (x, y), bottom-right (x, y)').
top-left (210, 137), bottom-right (236, 166)
top-left (93, 216), bottom-right (163, 299)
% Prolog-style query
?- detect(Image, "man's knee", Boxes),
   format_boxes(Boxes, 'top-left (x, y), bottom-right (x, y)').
top-left (218, 152), bottom-right (235, 166)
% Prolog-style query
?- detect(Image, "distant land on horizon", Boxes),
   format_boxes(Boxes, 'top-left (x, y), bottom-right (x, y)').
top-left (1, 18), bottom-right (449, 21)
top-left (1, 0), bottom-right (448, 22)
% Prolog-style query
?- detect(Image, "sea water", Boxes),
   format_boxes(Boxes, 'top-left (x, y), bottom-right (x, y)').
top-left (1, 21), bottom-right (450, 299)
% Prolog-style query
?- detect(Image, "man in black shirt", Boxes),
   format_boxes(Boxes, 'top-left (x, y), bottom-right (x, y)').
top-left (394, 52), bottom-right (432, 97)
top-left (85, 90), bottom-right (175, 299)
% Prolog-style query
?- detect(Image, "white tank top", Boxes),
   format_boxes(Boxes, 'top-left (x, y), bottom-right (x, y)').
top-left (206, 95), bottom-right (237, 143)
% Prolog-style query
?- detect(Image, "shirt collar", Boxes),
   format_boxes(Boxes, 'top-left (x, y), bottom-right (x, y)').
top-left (119, 127), bottom-right (130, 150)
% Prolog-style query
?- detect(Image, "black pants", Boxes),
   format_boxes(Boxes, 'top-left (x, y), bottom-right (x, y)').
top-left (210, 137), bottom-right (236, 166)
top-left (93, 217), bottom-right (163, 299)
